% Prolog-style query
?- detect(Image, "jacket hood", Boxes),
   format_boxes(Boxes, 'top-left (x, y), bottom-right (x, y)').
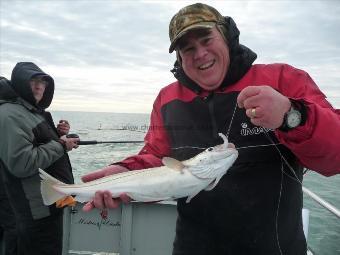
top-left (0, 76), bottom-right (18, 103)
top-left (10, 62), bottom-right (54, 109)
top-left (171, 16), bottom-right (257, 93)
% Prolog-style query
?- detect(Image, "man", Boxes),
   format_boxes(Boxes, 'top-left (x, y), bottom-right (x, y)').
top-left (82, 3), bottom-right (340, 255)
top-left (0, 63), bottom-right (79, 255)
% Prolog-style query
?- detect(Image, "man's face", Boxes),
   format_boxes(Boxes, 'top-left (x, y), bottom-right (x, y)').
top-left (178, 27), bottom-right (230, 91)
top-left (29, 77), bottom-right (47, 103)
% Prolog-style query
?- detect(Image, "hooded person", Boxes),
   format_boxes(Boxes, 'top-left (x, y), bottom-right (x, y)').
top-left (0, 62), bottom-right (79, 255)
top-left (10, 62), bottom-right (55, 109)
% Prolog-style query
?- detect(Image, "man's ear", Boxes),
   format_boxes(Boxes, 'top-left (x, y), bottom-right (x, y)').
top-left (217, 24), bottom-right (228, 46)
top-left (176, 51), bottom-right (182, 66)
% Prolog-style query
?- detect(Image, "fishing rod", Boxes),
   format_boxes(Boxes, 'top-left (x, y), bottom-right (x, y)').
top-left (66, 134), bottom-right (144, 145)
top-left (78, 140), bottom-right (144, 145)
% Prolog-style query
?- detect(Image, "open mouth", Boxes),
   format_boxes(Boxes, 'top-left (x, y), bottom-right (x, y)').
top-left (198, 60), bottom-right (215, 70)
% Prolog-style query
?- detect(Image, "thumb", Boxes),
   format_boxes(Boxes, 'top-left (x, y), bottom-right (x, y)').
top-left (237, 86), bottom-right (261, 108)
top-left (81, 165), bottom-right (128, 183)
top-left (120, 193), bottom-right (132, 203)
top-left (81, 169), bottom-right (107, 182)
top-left (82, 201), bottom-right (94, 212)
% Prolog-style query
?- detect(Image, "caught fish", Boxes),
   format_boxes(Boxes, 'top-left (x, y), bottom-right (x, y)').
top-left (39, 133), bottom-right (238, 205)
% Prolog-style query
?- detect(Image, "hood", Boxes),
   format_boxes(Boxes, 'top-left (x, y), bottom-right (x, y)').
top-left (0, 76), bottom-right (18, 103)
top-left (171, 16), bottom-right (257, 94)
top-left (10, 62), bottom-right (54, 109)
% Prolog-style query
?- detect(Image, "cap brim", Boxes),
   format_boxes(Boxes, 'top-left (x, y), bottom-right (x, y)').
top-left (32, 73), bottom-right (53, 86)
top-left (32, 73), bottom-right (49, 79)
top-left (169, 22), bottom-right (216, 53)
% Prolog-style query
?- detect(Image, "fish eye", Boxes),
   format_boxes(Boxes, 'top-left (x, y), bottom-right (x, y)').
top-left (207, 147), bottom-right (213, 151)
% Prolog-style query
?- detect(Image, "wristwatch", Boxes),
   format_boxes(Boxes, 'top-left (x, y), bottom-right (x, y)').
top-left (278, 99), bottom-right (306, 132)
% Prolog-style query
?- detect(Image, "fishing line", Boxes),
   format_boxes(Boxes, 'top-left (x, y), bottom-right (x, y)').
top-left (261, 129), bottom-right (307, 254)
top-left (262, 130), bottom-right (303, 185)
top-left (172, 100), bottom-right (238, 151)
top-left (222, 101), bottom-right (283, 254)
top-left (275, 157), bottom-right (284, 255)
top-left (172, 143), bottom-right (283, 151)
top-left (236, 143), bottom-right (281, 150)
top-left (172, 146), bottom-right (208, 150)
top-left (170, 99), bottom-right (305, 253)
top-left (225, 100), bottom-right (238, 139)
top-left (224, 100), bottom-right (304, 254)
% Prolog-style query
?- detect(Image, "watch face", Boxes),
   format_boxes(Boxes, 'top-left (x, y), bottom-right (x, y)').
top-left (287, 110), bottom-right (302, 128)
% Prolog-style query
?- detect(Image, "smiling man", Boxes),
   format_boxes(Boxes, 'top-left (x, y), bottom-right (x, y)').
top-left (176, 27), bottom-right (230, 91)
top-left (82, 3), bottom-right (340, 255)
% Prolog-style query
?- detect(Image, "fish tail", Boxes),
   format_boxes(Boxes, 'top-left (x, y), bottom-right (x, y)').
top-left (39, 168), bottom-right (67, 206)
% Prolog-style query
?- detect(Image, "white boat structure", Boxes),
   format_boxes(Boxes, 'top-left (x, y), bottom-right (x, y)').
top-left (1, 185), bottom-right (339, 255)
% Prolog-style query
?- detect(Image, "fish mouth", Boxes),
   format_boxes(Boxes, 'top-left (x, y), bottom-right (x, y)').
top-left (210, 149), bottom-right (238, 161)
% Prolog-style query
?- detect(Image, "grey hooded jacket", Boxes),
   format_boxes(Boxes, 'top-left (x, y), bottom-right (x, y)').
top-left (0, 63), bottom-right (74, 220)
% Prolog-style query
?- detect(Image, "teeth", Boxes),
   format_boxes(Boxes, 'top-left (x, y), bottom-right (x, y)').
top-left (199, 60), bottom-right (215, 70)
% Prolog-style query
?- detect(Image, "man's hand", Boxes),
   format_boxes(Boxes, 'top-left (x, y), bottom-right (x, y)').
top-left (57, 120), bottom-right (70, 136)
top-left (237, 85), bottom-right (291, 129)
top-left (81, 165), bottom-right (131, 212)
top-left (59, 135), bottom-right (79, 151)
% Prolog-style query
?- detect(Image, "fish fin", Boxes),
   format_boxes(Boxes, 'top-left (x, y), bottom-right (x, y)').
top-left (189, 165), bottom-right (216, 179)
top-left (162, 157), bottom-right (185, 172)
top-left (39, 168), bottom-right (66, 205)
top-left (204, 174), bottom-right (224, 191)
top-left (186, 189), bottom-right (201, 203)
top-left (204, 180), bottom-right (218, 191)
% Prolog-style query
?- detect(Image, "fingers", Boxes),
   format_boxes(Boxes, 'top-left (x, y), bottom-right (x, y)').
top-left (57, 120), bottom-right (70, 135)
top-left (59, 120), bottom-right (69, 125)
top-left (65, 137), bottom-right (80, 151)
top-left (82, 201), bottom-right (95, 212)
top-left (82, 192), bottom-right (131, 212)
top-left (57, 120), bottom-right (70, 130)
top-left (246, 107), bottom-right (263, 119)
top-left (238, 86), bottom-right (292, 129)
top-left (59, 135), bottom-right (78, 151)
top-left (57, 123), bottom-right (69, 128)
top-left (93, 191), bottom-right (122, 209)
top-left (120, 193), bottom-right (132, 203)
top-left (249, 117), bottom-right (264, 128)
top-left (237, 86), bottom-right (261, 108)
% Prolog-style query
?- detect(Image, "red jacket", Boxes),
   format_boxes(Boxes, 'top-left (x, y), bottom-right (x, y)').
top-left (118, 63), bottom-right (339, 176)
top-left (115, 63), bottom-right (340, 253)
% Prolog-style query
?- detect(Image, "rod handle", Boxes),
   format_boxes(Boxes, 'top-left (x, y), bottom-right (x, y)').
top-left (78, 140), bottom-right (98, 145)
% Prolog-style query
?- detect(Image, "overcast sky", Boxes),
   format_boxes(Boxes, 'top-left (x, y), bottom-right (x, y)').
top-left (1, 0), bottom-right (339, 113)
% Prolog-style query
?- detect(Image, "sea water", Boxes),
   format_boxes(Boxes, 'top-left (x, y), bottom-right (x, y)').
top-left (52, 111), bottom-right (340, 255)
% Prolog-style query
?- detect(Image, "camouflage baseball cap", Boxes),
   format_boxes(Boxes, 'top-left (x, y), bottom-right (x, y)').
top-left (169, 3), bottom-right (224, 53)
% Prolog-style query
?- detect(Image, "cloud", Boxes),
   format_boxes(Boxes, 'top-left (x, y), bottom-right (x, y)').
top-left (1, 0), bottom-right (339, 112)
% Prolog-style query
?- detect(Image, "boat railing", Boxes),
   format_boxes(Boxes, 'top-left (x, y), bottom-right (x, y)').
top-left (302, 186), bottom-right (340, 219)
top-left (2, 187), bottom-right (339, 255)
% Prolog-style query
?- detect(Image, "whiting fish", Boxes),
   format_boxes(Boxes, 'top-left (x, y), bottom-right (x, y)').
top-left (39, 133), bottom-right (238, 205)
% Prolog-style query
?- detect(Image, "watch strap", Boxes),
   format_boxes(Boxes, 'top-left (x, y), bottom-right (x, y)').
top-left (278, 99), bottom-right (307, 132)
